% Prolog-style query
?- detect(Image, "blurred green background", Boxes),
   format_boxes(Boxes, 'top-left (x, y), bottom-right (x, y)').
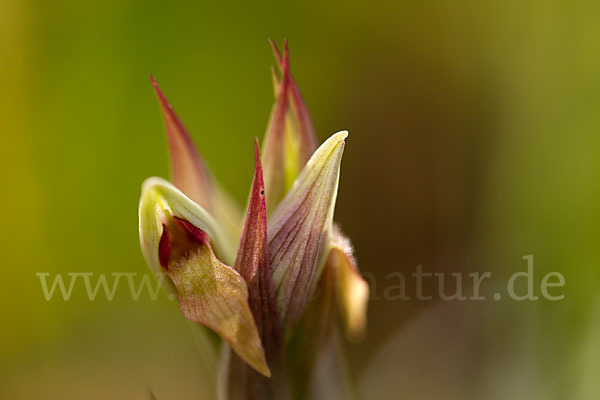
top-left (1, 0), bottom-right (599, 398)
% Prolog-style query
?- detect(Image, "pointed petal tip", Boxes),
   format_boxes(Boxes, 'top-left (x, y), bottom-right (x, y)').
top-left (269, 38), bottom-right (289, 81)
top-left (334, 130), bottom-right (349, 141)
top-left (253, 138), bottom-right (264, 182)
top-left (234, 137), bottom-right (280, 368)
top-left (281, 45), bottom-right (290, 82)
top-left (254, 137), bottom-right (260, 158)
top-left (313, 131), bottom-right (348, 157)
top-left (150, 75), bottom-right (174, 115)
top-left (148, 77), bottom-right (224, 217)
top-left (149, 74), bottom-right (163, 96)
top-left (269, 39), bottom-right (283, 65)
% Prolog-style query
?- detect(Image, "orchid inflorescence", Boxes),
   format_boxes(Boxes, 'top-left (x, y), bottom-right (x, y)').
top-left (138, 40), bottom-right (368, 399)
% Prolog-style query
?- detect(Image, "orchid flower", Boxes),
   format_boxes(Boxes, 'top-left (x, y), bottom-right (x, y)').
top-left (138, 40), bottom-right (369, 399)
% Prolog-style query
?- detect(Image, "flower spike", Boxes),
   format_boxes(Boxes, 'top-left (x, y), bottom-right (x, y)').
top-left (139, 45), bottom-right (365, 397)
top-left (268, 131), bottom-right (348, 329)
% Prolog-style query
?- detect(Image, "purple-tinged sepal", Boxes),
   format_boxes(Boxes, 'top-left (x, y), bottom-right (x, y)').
top-left (261, 42), bottom-right (291, 214)
top-left (225, 140), bottom-right (290, 399)
top-left (269, 39), bottom-right (318, 166)
top-left (268, 131), bottom-right (347, 329)
top-left (234, 140), bottom-right (281, 355)
top-left (151, 77), bottom-right (242, 249)
top-left (262, 40), bottom-right (319, 214)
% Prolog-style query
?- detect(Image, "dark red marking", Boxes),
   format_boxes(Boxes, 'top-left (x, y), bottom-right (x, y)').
top-left (173, 217), bottom-right (208, 244)
top-left (157, 217), bottom-right (209, 269)
top-left (158, 224), bottom-right (171, 270)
